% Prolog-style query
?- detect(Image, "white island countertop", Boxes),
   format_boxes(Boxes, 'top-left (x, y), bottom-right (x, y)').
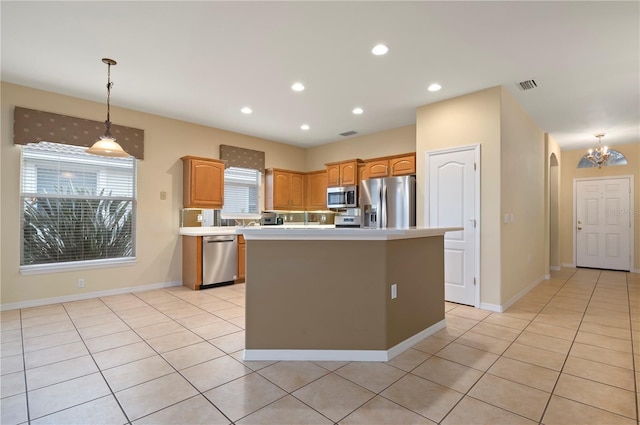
top-left (179, 226), bottom-right (462, 240)
top-left (178, 224), bottom-right (336, 236)
top-left (238, 226), bottom-right (462, 241)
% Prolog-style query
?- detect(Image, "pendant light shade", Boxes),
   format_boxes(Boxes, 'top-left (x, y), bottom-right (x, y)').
top-left (86, 58), bottom-right (130, 158)
top-left (86, 135), bottom-right (131, 158)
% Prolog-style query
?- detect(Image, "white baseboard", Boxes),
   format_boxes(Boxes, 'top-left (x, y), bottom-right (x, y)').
top-left (479, 274), bottom-right (548, 314)
top-left (549, 266), bottom-right (561, 271)
top-left (1, 281), bottom-right (182, 311)
top-left (479, 302), bottom-right (503, 313)
top-left (561, 262), bottom-right (576, 268)
top-left (501, 274), bottom-right (547, 312)
top-left (243, 319), bottom-right (447, 362)
top-left (631, 268), bottom-right (640, 274)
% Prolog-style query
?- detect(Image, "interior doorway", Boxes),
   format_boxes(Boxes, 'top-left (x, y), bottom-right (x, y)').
top-left (549, 154), bottom-right (560, 270)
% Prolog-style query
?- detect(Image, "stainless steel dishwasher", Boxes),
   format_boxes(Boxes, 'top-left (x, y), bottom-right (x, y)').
top-left (202, 235), bottom-right (237, 289)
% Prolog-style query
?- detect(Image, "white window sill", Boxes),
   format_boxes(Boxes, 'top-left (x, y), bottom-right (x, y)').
top-left (20, 257), bottom-right (137, 275)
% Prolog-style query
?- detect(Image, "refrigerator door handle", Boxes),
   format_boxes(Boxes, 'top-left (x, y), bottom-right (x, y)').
top-left (381, 184), bottom-right (387, 228)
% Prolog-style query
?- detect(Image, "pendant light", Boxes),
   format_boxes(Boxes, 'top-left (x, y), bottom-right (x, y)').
top-left (86, 58), bottom-right (130, 158)
top-left (585, 133), bottom-right (610, 169)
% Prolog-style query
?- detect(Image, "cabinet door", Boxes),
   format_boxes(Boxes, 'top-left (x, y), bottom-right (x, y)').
top-left (306, 171), bottom-right (327, 209)
top-left (326, 164), bottom-right (341, 186)
top-left (184, 158), bottom-right (224, 208)
top-left (340, 161), bottom-right (358, 185)
top-left (366, 160), bottom-right (390, 179)
top-left (289, 173), bottom-right (306, 209)
top-left (273, 171), bottom-right (291, 209)
top-left (237, 235), bottom-right (246, 281)
top-left (390, 154), bottom-right (416, 176)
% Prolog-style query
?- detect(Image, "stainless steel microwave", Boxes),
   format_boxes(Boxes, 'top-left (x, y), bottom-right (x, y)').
top-left (327, 185), bottom-right (358, 209)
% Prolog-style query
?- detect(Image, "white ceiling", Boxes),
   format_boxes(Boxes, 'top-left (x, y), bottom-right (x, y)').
top-left (2, 1), bottom-right (638, 150)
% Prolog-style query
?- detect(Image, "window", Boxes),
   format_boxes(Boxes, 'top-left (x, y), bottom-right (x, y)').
top-left (20, 142), bottom-right (136, 269)
top-left (222, 166), bottom-right (261, 217)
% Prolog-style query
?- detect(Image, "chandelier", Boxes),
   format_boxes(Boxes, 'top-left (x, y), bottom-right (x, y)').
top-left (585, 133), bottom-right (609, 169)
top-left (86, 58), bottom-right (130, 158)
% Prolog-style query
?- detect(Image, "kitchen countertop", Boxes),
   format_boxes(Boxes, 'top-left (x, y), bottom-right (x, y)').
top-left (238, 226), bottom-right (462, 241)
top-left (179, 226), bottom-right (462, 240)
top-left (178, 224), bottom-right (336, 236)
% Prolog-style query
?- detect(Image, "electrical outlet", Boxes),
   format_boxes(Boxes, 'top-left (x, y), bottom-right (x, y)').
top-left (77, 278), bottom-right (85, 288)
top-left (160, 191), bottom-right (167, 200)
top-left (391, 284), bottom-right (397, 299)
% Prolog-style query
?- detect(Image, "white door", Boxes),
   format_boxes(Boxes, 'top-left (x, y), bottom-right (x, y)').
top-left (576, 178), bottom-right (630, 271)
top-left (427, 146), bottom-right (479, 306)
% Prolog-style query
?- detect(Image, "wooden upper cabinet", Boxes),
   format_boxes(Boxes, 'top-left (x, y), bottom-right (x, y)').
top-left (325, 159), bottom-right (361, 186)
top-left (366, 159), bottom-right (390, 179)
top-left (389, 154), bottom-right (416, 176)
top-left (265, 168), bottom-right (306, 210)
top-left (339, 161), bottom-right (359, 185)
top-left (290, 173), bottom-right (305, 209)
top-left (326, 163), bottom-right (341, 186)
top-left (181, 156), bottom-right (225, 208)
top-left (362, 153), bottom-right (416, 180)
top-left (306, 170), bottom-right (327, 210)
top-left (237, 234), bottom-right (246, 282)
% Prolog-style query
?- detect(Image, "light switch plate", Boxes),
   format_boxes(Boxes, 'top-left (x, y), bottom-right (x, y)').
top-left (391, 284), bottom-right (397, 299)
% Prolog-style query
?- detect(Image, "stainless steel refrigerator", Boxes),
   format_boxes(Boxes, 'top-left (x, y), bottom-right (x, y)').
top-left (360, 175), bottom-right (416, 228)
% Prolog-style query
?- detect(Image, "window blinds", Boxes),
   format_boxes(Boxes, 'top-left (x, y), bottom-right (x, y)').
top-left (21, 142), bottom-right (137, 266)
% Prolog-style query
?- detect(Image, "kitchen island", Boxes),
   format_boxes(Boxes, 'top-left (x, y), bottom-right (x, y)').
top-left (238, 226), bottom-right (460, 362)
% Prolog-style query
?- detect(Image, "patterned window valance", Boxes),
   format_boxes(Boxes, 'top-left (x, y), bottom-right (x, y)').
top-left (219, 144), bottom-right (265, 173)
top-left (13, 106), bottom-right (145, 159)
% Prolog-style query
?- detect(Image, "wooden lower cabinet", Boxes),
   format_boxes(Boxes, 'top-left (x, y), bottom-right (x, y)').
top-left (237, 235), bottom-right (246, 283)
top-left (182, 236), bottom-right (202, 290)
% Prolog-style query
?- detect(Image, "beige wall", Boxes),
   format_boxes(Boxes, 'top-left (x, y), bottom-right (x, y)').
top-left (499, 89), bottom-right (546, 303)
top-left (416, 87), bottom-right (503, 306)
top-left (560, 142), bottom-right (640, 271)
top-left (416, 86), bottom-right (549, 306)
top-left (304, 125), bottom-right (416, 171)
top-left (1, 82), bottom-right (306, 306)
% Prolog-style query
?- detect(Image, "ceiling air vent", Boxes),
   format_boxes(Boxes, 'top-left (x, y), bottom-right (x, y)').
top-left (339, 130), bottom-right (358, 137)
top-left (517, 79), bottom-right (538, 91)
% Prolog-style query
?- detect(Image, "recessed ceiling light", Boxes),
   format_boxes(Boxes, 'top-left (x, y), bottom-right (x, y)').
top-left (291, 82), bottom-right (305, 92)
top-left (241, 107), bottom-right (252, 114)
top-left (300, 124), bottom-right (310, 131)
top-left (352, 107), bottom-right (364, 115)
top-left (428, 83), bottom-right (442, 92)
top-left (371, 44), bottom-right (389, 56)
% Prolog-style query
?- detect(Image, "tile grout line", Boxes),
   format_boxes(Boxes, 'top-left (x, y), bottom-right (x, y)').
top-left (536, 269), bottom-right (601, 424)
top-left (18, 308), bottom-right (31, 425)
top-left (114, 289), bottom-right (236, 424)
top-left (61, 300), bottom-right (133, 425)
top-left (435, 269), bottom-right (578, 425)
top-left (625, 272), bottom-right (639, 425)
top-left (538, 271), bottom-right (639, 423)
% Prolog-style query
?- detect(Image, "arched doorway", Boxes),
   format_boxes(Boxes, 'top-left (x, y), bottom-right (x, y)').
top-left (549, 153), bottom-right (560, 269)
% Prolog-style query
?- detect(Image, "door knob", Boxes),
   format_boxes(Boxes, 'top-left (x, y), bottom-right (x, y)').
top-left (577, 220), bottom-right (582, 230)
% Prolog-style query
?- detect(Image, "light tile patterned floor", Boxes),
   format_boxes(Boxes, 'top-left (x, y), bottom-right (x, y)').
top-left (1, 268), bottom-right (638, 424)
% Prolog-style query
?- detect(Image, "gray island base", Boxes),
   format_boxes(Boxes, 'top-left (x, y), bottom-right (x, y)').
top-left (239, 227), bottom-right (459, 362)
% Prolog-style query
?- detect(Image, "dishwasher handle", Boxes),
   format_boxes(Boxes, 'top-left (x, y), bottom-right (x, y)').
top-left (203, 235), bottom-right (236, 243)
